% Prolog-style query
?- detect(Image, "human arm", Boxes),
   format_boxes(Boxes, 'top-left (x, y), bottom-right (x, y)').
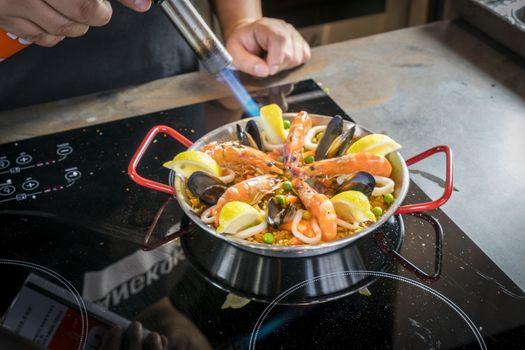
top-left (0, 0), bottom-right (151, 47)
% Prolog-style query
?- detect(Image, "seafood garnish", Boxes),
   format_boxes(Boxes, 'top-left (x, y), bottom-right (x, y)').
top-left (292, 178), bottom-right (337, 241)
top-left (214, 174), bottom-right (281, 225)
top-left (284, 111), bottom-right (311, 172)
top-left (299, 152), bottom-right (392, 177)
top-left (202, 141), bottom-right (283, 174)
top-left (169, 108), bottom-right (402, 246)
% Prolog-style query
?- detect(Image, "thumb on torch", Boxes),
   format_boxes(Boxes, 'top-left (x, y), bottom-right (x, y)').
top-left (118, 0), bottom-right (152, 12)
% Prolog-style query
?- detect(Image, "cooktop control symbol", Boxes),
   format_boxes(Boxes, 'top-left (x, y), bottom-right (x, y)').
top-left (0, 184), bottom-right (16, 196)
top-left (57, 144), bottom-right (73, 158)
top-left (65, 168), bottom-right (82, 181)
top-left (22, 179), bottom-right (39, 191)
top-left (16, 153), bottom-right (32, 165)
top-left (0, 158), bottom-right (9, 170)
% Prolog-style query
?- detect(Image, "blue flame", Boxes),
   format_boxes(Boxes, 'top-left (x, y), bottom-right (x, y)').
top-left (217, 68), bottom-right (260, 117)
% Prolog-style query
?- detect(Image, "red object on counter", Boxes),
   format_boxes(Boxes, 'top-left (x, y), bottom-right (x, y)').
top-left (0, 30), bottom-right (30, 61)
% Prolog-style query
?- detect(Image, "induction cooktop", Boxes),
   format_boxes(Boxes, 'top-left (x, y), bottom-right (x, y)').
top-left (1, 80), bottom-right (524, 350)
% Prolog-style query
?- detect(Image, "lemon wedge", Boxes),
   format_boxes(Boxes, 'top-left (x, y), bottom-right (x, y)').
top-left (259, 104), bottom-right (287, 144)
top-left (217, 201), bottom-right (263, 234)
top-left (331, 190), bottom-right (376, 223)
top-left (221, 293), bottom-right (251, 309)
top-left (163, 150), bottom-right (221, 178)
top-left (347, 134), bottom-right (401, 156)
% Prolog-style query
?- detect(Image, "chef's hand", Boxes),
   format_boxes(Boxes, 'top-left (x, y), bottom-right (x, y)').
top-left (0, 0), bottom-right (151, 47)
top-left (225, 17), bottom-right (311, 78)
top-left (100, 322), bottom-right (168, 350)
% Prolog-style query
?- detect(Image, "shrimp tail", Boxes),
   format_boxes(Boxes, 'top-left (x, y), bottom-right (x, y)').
top-left (291, 178), bottom-right (337, 241)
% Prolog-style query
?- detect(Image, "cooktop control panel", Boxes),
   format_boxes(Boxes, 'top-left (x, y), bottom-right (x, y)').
top-left (0, 142), bottom-right (81, 204)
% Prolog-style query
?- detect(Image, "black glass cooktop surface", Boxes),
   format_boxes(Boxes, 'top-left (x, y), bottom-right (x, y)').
top-left (1, 80), bottom-right (524, 350)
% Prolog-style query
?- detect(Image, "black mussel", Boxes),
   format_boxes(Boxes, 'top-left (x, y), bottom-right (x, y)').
top-left (199, 185), bottom-right (227, 206)
top-left (335, 125), bottom-right (356, 157)
top-left (338, 171), bottom-right (376, 197)
top-left (246, 120), bottom-right (263, 150)
top-left (282, 203), bottom-right (297, 224)
top-left (237, 123), bottom-right (261, 150)
top-left (325, 125), bottom-right (356, 158)
top-left (267, 199), bottom-right (296, 228)
top-left (315, 115), bottom-right (343, 160)
top-left (267, 198), bottom-right (286, 228)
top-left (187, 171), bottom-right (226, 205)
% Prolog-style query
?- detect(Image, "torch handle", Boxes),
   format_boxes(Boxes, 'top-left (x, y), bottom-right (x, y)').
top-left (154, 0), bottom-right (232, 75)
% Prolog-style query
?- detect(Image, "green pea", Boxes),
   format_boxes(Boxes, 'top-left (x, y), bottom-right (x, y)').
top-left (277, 156), bottom-right (284, 162)
top-left (383, 193), bottom-right (394, 205)
top-left (263, 232), bottom-right (275, 244)
top-left (275, 195), bottom-right (286, 207)
top-left (304, 155), bottom-right (315, 164)
top-left (282, 181), bottom-right (292, 191)
top-left (372, 207), bottom-right (383, 217)
top-left (302, 211), bottom-right (312, 220)
top-left (283, 120), bottom-right (291, 129)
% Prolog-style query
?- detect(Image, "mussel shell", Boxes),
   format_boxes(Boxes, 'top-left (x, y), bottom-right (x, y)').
top-left (237, 124), bottom-right (255, 149)
top-left (338, 171), bottom-right (376, 197)
top-left (335, 125), bottom-right (356, 157)
top-left (187, 171), bottom-right (226, 205)
top-left (267, 199), bottom-right (296, 228)
top-left (315, 115), bottom-right (343, 160)
top-left (199, 185), bottom-right (227, 206)
top-left (267, 199), bottom-right (286, 228)
top-left (282, 203), bottom-right (297, 224)
top-left (246, 120), bottom-right (263, 150)
top-left (237, 122), bottom-right (262, 150)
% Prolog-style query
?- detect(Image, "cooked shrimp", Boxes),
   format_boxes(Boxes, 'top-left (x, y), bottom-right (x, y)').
top-left (214, 175), bottom-right (281, 225)
top-left (299, 152), bottom-right (392, 177)
top-left (202, 141), bottom-right (283, 174)
top-left (284, 111), bottom-right (311, 172)
top-left (291, 178), bottom-right (337, 241)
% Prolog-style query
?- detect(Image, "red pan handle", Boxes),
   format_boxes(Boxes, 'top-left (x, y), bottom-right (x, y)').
top-left (128, 125), bottom-right (193, 196)
top-left (395, 145), bottom-right (454, 214)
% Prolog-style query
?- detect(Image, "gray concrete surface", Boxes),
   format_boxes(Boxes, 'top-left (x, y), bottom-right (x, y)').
top-left (336, 21), bottom-right (525, 291)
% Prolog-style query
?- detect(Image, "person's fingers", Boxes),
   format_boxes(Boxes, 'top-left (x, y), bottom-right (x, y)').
top-left (303, 38), bottom-right (312, 62)
top-left (42, 0), bottom-right (112, 26)
top-left (100, 326), bottom-right (123, 350)
top-left (225, 18), bottom-right (311, 77)
top-left (298, 30), bottom-right (311, 62)
top-left (143, 332), bottom-right (164, 350)
top-left (118, 0), bottom-right (152, 12)
top-left (289, 31), bottom-right (301, 68)
top-left (2, 17), bottom-right (65, 47)
top-left (123, 321), bottom-right (143, 350)
top-left (291, 31), bottom-right (307, 67)
top-left (8, 0), bottom-right (90, 38)
top-left (227, 39), bottom-right (270, 77)
top-left (263, 24), bottom-right (311, 75)
top-left (160, 335), bottom-right (168, 350)
top-left (263, 23), bottom-right (294, 75)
